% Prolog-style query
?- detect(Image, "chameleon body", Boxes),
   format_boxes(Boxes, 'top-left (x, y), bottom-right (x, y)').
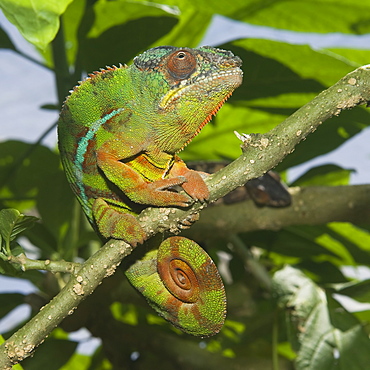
top-left (58, 46), bottom-right (242, 336)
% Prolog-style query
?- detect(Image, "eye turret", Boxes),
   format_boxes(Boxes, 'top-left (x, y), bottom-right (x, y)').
top-left (167, 50), bottom-right (197, 80)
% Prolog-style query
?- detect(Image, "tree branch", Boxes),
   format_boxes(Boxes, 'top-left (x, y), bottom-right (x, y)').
top-left (183, 185), bottom-right (370, 239)
top-left (1, 65), bottom-right (370, 368)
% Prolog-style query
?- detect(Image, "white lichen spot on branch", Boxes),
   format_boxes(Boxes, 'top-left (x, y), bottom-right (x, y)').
top-left (234, 130), bottom-right (251, 143)
top-left (4, 340), bottom-right (34, 364)
top-left (260, 137), bottom-right (269, 148)
top-left (336, 94), bottom-right (363, 114)
top-left (234, 131), bottom-right (271, 151)
top-left (105, 264), bottom-right (117, 277)
top-left (73, 283), bottom-right (84, 296)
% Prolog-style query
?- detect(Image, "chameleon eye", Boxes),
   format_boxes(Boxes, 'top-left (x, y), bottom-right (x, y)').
top-left (167, 50), bottom-right (197, 80)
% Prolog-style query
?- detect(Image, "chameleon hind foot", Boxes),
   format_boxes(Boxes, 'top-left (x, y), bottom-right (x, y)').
top-left (178, 212), bottom-right (200, 230)
top-left (92, 198), bottom-right (146, 246)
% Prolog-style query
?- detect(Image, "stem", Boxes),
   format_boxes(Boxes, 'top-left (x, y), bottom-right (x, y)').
top-left (229, 234), bottom-right (272, 290)
top-left (13, 49), bottom-right (52, 70)
top-left (71, 0), bottom-right (96, 83)
top-left (8, 254), bottom-right (81, 274)
top-left (5, 240), bottom-right (11, 256)
top-left (272, 309), bottom-right (279, 370)
top-left (51, 18), bottom-right (71, 107)
top-left (61, 199), bottom-right (83, 261)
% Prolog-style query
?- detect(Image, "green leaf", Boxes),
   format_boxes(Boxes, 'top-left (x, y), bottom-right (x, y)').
top-left (88, 0), bottom-right (179, 38)
top-left (0, 0), bottom-right (74, 49)
top-left (156, 6), bottom-right (212, 48)
top-left (0, 25), bottom-right (15, 50)
top-left (183, 104), bottom-right (281, 161)
top-left (0, 292), bottom-right (24, 318)
top-left (0, 141), bottom-right (60, 210)
top-left (40, 104), bottom-right (58, 110)
top-left (0, 208), bottom-right (37, 241)
top-left (156, 0), bottom-right (370, 36)
top-left (10, 241), bottom-right (25, 257)
top-left (297, 260), bottom-right (346, 284)
top-left (36, 170), bottom-right (74, 245)
top-left (0, 209), bottom-right (20, 245)
top-left (0, 258), bottom-right (19, 276)
top-left (221, 0), bottom-right (370, 34)
top-left (224, 42), bottom-right (326, 104)
top-left (71, 0), bottom-right (214, 74)
top-left (232, 38), bottom-right (355, 95)
top-left (59, 353), bottom-right (91, 370)
top-left (273, 266), bottom-right (370, 369)
top-left (325, 48), bottom-right (370, 67)
top-left (79, 16), bottom-right (177, 73)
top-left (291, 164), bottom-right (353, 187)
top-left (327, 223), bottom-right (370, 253)
top-left (332, 279), bottom-right (370, 304)
top-left (0, 209), bottom-right (38, 256)
top-left (111, 302), bottom-right (139, 326)
top-left (59, 0), bottom-right (87, 67)
top-left (248, 226), bottom-right (341, 261)
top-left (250, 223), bottom-right (370, 272)
top-left (24, 222), bottom-right (58, 257)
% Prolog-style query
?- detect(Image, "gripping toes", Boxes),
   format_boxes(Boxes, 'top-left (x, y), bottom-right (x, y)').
top-left (92, 198), bottom-right (146, 246)
top-left (180, 171), bottom-right (209, 202)
top-left (178, 212), bottom-right (200, 230)
top-left (131, 176), bottom-right (192, 207)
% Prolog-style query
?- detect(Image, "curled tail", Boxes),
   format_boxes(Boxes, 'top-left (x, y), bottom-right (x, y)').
top-left (124, 236), bottom-right (226, 337)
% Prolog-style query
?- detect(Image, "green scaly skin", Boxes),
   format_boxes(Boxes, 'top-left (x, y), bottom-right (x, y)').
top-left (58, 46), bottom-right (243, 336)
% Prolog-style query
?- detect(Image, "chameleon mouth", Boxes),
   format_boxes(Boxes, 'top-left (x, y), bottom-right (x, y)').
top-left (178, 83), bottom-right (239, 152)
top-left (159, 67), bottom-right (243, 110)
top-left (185, 90), bottom-right (233, 141)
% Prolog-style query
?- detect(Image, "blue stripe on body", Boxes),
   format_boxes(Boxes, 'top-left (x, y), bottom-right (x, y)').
top-left (74, 108), bottom-right (124, 205)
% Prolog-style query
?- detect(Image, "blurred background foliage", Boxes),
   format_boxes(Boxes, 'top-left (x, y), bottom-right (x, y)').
top-left (1, 0), bottom-right (370, 369)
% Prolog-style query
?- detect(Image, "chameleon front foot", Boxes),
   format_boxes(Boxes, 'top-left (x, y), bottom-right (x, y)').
top-left (92, 198), bottom-right (146, 246)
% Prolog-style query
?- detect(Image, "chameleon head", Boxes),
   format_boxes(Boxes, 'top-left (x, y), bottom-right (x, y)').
top-left (133, 46), bottom-right (243, 152)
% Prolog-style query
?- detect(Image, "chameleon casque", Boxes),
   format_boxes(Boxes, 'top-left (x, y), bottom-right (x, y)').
top-left (58, 46), bottom-right (243, 336)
